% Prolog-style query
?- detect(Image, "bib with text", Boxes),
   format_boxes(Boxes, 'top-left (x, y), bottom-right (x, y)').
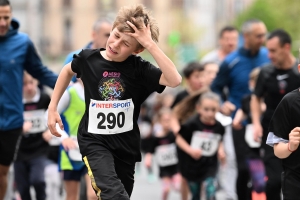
top-left (155, 143), bottom-right (178, 167)
top-left (88, 99), bottom-right (134, 134)
top-left (190, 131), bottom-right (221, 157)
top-left (24, 109), bottom-right (47, 134)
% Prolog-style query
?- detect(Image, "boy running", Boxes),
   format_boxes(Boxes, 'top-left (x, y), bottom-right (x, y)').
top-left (47, 4), bottom-right (181, 200)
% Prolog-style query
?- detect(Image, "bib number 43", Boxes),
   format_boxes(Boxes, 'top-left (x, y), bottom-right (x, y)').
top-left (97, 112), bottom-right (125, 129)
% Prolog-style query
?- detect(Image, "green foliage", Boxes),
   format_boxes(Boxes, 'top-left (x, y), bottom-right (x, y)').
top-left (235, 0), bottom-right (300, 55)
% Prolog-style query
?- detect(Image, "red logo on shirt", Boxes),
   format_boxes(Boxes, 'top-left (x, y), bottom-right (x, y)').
top-left (103, 71), bottom-right (121, 78)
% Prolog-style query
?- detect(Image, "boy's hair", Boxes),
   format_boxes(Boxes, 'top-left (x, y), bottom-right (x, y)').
top-left (182, 62), bottom-right (204, 79)
top-left (112, 4), bottom-right (159, 49)
top-left (267, 29), bottom-right (292, 46)
top-left (197, 91), bottom-right (220, 105)
top-left (0, 0), bottom-right (10, 6)
top-left (219, 26), bottom-right (237, 38)
top-left (173, 87), bottom-right (210, 124)
top-left (249, 67), bottom-right (261, 82)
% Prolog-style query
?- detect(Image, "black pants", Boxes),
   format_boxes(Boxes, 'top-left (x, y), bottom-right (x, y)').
top-left (0, 127), bottom-right (22, 166)
top-left (14, 156), bottom-right (47, 200)
top-left (83, 149), bottom-right (135, 200)
top-left (232, 127), bottom-right (252, 200)
top-left (261, 142), bottom-right (282, 200)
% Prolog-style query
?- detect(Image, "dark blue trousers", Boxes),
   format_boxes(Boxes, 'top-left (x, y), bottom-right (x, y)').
top-left (14, 156), bottom-right (47, 200)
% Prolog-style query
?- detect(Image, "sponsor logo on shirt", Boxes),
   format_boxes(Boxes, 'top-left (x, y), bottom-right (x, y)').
top-left (276, 74), bottom-right (289, 81)
top-left (90, 101), bottom-right (131, 109)
top-left (103, 71), bottom-right (121, 78)
top-left (98, 72), bottom-right (125, 100)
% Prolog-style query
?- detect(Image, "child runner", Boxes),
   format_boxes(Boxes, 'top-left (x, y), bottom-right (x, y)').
top-left (47, 4), bottom-right (181, 200)
top-left (171, 62), bottom-right (207, 200)
top-left (232, 68), bottom-right (266, 200)
top-left (14, 72), bottom-right (51, 200)
top-left (137, 103), bottom-right (156, 182)
top-left (145, 107), bottom-right (181, 200)
top-left (266, 62), bottom-right (300, 199)
top-left (176, 91), bottom-right (226, 200)
top-left (46, 78), bottom-right (97, 200)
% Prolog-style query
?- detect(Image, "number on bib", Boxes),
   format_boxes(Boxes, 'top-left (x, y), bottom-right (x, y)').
top-left (155, 143), bottom-right (178, 167)
top-left (88, 99), bottom-right (134, 134)
top-left (190, 131), bottom-right (221, 157)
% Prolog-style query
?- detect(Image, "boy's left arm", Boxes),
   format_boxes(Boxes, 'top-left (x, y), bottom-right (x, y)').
top-left (126, 21), bottom-right (181, 88)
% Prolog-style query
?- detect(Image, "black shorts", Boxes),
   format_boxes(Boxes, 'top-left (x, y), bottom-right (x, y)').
top-left (63, 167), bottom-right (87, 181)
top-left (0, 127), bottom-right (22, 166)
top-left (78, 128), bottom-right (136, 200)
top-left (159, 164), bottom-right (178, 178)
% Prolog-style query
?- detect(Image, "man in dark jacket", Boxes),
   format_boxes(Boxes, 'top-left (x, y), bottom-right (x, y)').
top-left (0, 1), bottom-right (57, 198)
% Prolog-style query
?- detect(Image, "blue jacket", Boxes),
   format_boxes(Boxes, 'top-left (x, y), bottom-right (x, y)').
top-left (0, 19), bottom-right (57, 131)
top-left (211, 47), bottom-right (270, 115)
top-left (64, 42), bottom-right (92, 82)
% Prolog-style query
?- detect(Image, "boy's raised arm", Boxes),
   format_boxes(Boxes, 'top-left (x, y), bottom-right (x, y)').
top-left (125, 20), bottom-right (182, 88)
top-left (47, 63), bottom-right (75, 137)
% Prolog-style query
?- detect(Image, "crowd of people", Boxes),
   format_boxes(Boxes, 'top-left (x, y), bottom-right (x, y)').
top-left (1, 0), bottom-right (300, 200)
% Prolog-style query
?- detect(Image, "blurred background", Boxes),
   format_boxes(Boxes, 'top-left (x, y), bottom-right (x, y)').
top-left (11, 0), bottom-right (300, 73)
top-left (7, 0), bottom-right (300, 199)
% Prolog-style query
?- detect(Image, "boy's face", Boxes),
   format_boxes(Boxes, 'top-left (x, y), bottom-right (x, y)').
top-left (23, 74), bottom-right (38, 98)
top-left (186, 70), bottom-right (206, 92)
top-left (105, 28), bottom-right (143, 62)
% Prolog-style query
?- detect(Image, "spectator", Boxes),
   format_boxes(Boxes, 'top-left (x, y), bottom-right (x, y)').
top-left (0, 1), bottom-right (57, 199)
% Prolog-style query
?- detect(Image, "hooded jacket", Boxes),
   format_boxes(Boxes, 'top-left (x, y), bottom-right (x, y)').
top-left (211, 47), bottom-right (270, 116)
top-left (0, 19), bottom-right (57, 131)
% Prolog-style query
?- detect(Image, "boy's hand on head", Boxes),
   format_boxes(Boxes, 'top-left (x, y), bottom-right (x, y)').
top-left (189, 148), bottom-right (202, 160)
top-left (47, 109), bottom-right (63, 137)
top-left (125, 18), bottom-right (154, 50)
top-left (289, 127), bottom-right (300, 151)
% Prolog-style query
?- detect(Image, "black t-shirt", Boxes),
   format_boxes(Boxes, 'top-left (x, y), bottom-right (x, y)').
top-left (171, 89), bottom-right (189, 108)
top-left (148, 131), bottom-right (178, 177)
top-left (254, 63), bottom-right (300, 127)
top-left (268, 89), bottom-right (300, 197)
top-left (71, 49), bottom-right (165, 164)
top-left (17, 92), bottom-right (50, 161)
top-left (178, 114), bottom-right (225, 181)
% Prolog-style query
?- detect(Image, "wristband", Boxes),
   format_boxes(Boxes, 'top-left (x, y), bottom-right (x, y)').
top-left (288, 142), bottom-right (296, 153)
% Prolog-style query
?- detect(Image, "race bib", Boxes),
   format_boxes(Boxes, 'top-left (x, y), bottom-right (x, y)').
top-left (24, 109), bottom-right (47, 134)
top-left (190, 131), bottom-right (221, 157)
top-left (156, 143), bottom-right (178, 167)
top-left (245, 124), bottom-right (261, 148)
top-left (68, 136), bottom-right (82, 161)
top-left (88, 99), bottom-right (134, 134)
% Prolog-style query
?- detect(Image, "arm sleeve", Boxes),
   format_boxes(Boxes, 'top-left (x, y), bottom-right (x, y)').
top-left (70, 51), bottom-right (86, 78)
top-left (253, 69), bottom-right (266, 98)
top-left (140, 60), bottom-right (166, 94)
top-left (211, 60), bottom-right (230, 97)
top-left (268, 97), bottom-right (291, 140)
top-left (24, 39), bottom-right (58, 88)
top-left (266, 132), bottom-right (289, 147)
